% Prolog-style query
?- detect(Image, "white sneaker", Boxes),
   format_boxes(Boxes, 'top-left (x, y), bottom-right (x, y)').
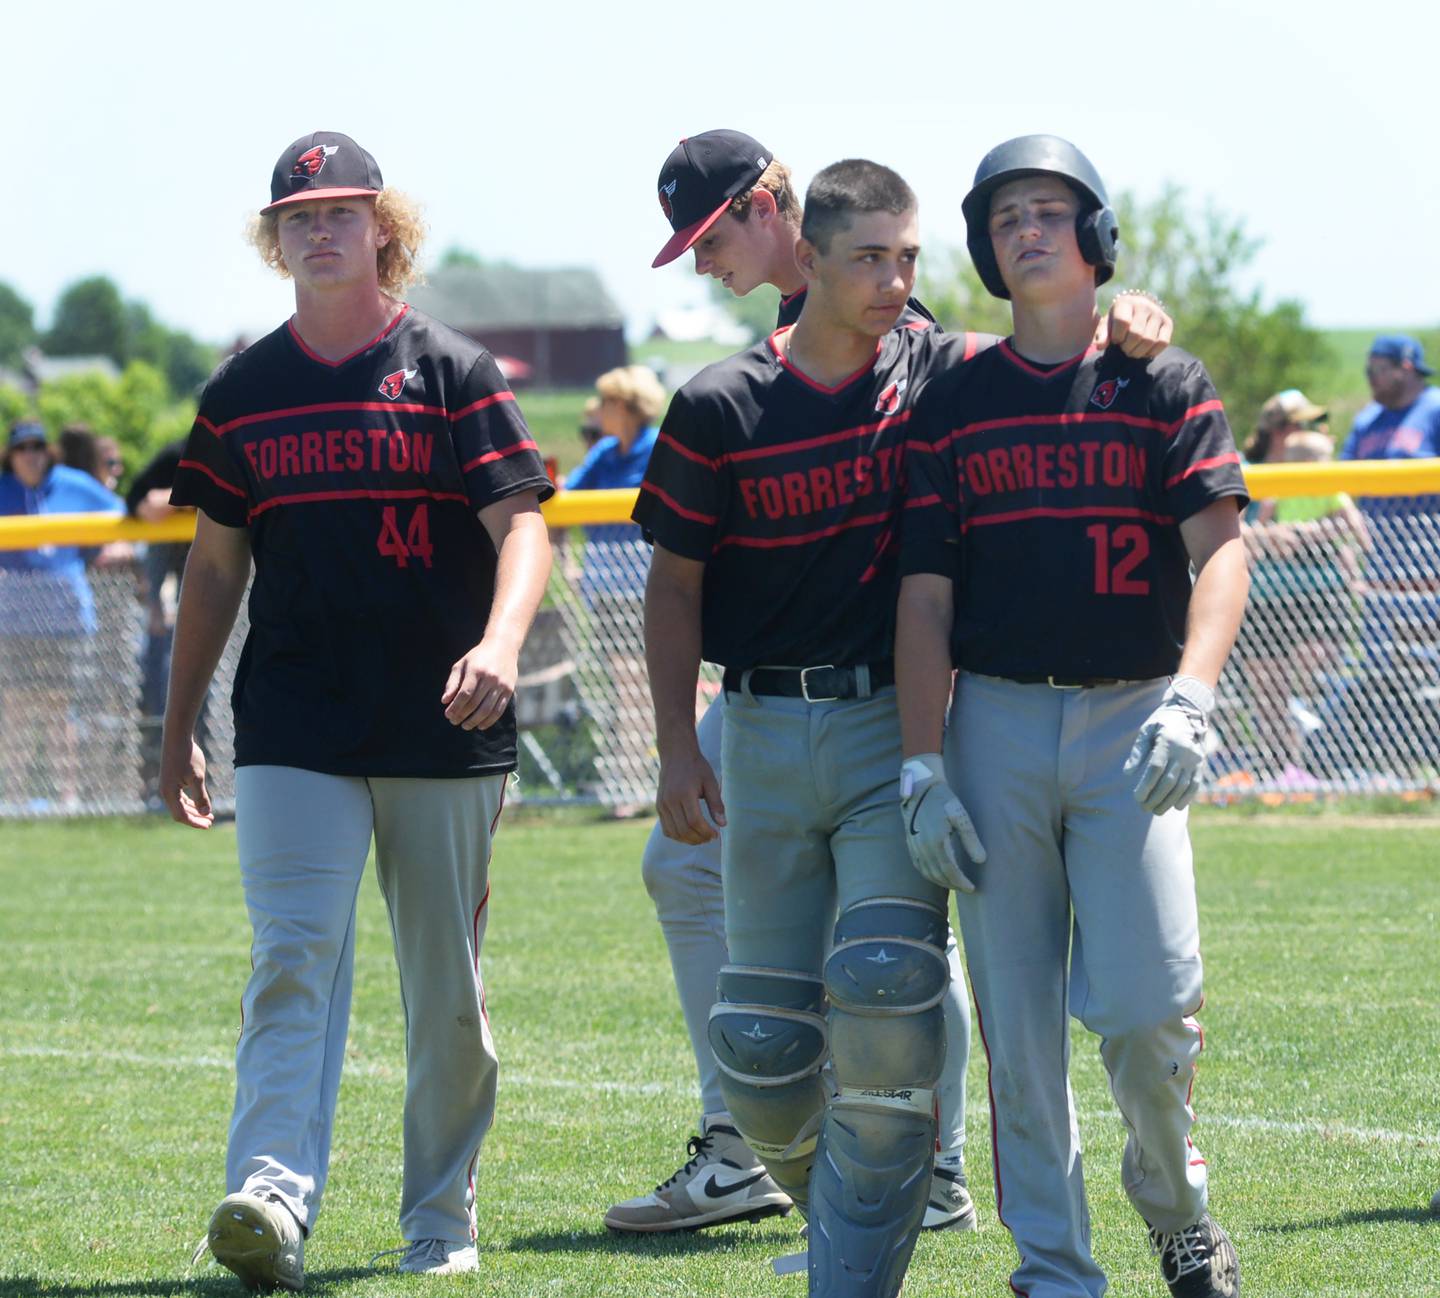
top-left (200, 1191), bottom-right (304, 1291)
top-left (604, 1117), bottom-right (793, 1232)
top-left (395, 1239), bottom-right (479, 1274)
top-left (923, 1164), bottom-right (978, 1232)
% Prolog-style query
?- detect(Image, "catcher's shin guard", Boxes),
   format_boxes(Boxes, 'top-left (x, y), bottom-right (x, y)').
top-left (810, 898), bottom-right (949, 1297)
top-left (708, 966), bottom-right (829, 1213)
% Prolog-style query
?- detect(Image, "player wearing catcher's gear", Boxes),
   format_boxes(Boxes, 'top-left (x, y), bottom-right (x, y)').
top-left (895, 135), bottom-right (1249, 1298)
top-left (608, 128), bottom-right (1175, 1239)
top-left (162, 132), bottom-right (553, 1290)
top-left (613, 130), bottom-right (982, 1238)
top-left (639, 159), bottom-right (956, 1297)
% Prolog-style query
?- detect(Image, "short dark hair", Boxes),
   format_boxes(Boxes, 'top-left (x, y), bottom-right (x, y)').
top-left (800, 159), bottom-right (916, 253)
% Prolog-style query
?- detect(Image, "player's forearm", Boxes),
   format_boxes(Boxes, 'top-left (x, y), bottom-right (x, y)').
top-left (481, 509), bottom-right (552, 657)
top-left (1176, 537), bottom-right (1249, 688)
top-left (163, 550), bottom-right (249, 741)
top-left (644, 571), bottom-right (704, 762)
top-left (895, 576), bottom-right (956, 756)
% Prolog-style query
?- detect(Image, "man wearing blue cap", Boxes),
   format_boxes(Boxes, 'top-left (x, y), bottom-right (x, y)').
top-left (1341, 334), bottom-right (1440, 464)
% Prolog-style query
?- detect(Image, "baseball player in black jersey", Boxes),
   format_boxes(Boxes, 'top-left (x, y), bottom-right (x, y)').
top-left (895, 136), bottom-right (1249, 1298)
top-left (639, 159), bottom-right (954, 1296)
top-left (609, 128), bottom-right (1176, 1241)
top-left (162, 132), bottom-right (553, 1290)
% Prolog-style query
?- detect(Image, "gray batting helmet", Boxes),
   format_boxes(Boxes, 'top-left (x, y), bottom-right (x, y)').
top-left (961, 135), bottom-right (1118, 299)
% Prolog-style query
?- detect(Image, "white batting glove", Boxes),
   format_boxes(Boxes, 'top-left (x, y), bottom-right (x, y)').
top-left (899, 754), bottom-right (986, 893)
top-left (1124, 676), bottom-right (1216, 815)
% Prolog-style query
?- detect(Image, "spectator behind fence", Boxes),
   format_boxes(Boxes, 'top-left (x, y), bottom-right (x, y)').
top-left (1342, 334), bottom-right (1440, 536)
top-left (125, 438), bottom-right (202, 806)
top-left (0, 421), bottom-right (124, 809)
top-left (563, 365), bottom-right (666, 814)
top-left (1244, 421), bottom-right (1369, 786)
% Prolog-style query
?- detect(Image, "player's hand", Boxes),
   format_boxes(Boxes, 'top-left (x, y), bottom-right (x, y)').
top-left (1124, 676), bottom-right (1215, 815)
top-left (443, 640), bottom-right (518, 731)
top-left (160, 736), bottom-right (214, 829)
top-left (1096, 291), bottom-right (1173, 360)
top-left (899, 754), bottom-right (985, 892)
top-left (656, 748), bottom-right (726, 845)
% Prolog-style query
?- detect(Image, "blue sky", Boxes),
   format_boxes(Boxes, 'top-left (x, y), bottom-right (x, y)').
top-left (9, 0), bottom-right (1436, 344)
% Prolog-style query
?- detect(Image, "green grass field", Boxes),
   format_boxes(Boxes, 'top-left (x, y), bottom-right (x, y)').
top-left (3, 811), bottom-right (1436, 1297)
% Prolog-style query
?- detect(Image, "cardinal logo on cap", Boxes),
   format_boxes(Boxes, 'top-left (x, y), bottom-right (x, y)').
top-left (294, 144), bottom-right (340, 178)
top-left (658, 178), bottom-right (678, 222)
top-left (378, 368), bottom-right (418, 400)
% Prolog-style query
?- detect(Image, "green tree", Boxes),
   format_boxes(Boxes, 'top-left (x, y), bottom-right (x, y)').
top-left (34, 361), bottom-right (196, 469)
top-left (0, 283), bottom-right (36, 369)
top-left (1108, 186), bottom-right (1328, 433)
top-left (44, 276), bottom-right (130, 362)
top-left (0, 384), bottom-right (31, 431)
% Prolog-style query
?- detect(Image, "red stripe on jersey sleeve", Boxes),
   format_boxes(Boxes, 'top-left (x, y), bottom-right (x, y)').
top-left (248, 486), bottom-right (470, 519)
top-left (658, 432), bottom-right (719, 471)
top-left (449, 391), bottom-right (517, 421)
top-left (461, 439), bottom-right (540, 472)
top-left (1164, 451), bottom-right (1241, 488)
top-left (214, 400), bottom-right (448, 436)
top-left (962, 504), bottom-right (1175, 531)
top-left (1166, 399), bottom-right (1227, 438)
top-left (178, 458), bottom-right (247, 498)
top-left (714, 508), bottom-right (892, 550)
top-left (638, 480), bottom-right (718, 526)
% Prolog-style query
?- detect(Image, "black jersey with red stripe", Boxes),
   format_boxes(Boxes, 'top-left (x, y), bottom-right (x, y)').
top-left (171, 305), bottom-right (553, 778)
top-left (901, 340), bottom-right (1247, 681)
top-left (776, 284), bottom-right (937, 331)
top-left (634, 324), bottom-right (992, 668)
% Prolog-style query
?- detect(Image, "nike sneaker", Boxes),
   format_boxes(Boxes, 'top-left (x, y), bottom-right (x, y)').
top-left (604, 1116), bottom-right (793, 1232)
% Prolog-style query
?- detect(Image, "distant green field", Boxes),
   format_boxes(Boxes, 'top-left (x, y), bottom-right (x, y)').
top-left (2, 810), bottom-right (1437, 1297)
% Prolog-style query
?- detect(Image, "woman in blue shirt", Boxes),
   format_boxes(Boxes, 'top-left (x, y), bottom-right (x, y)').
top-left (0, 421), bottom-right (124, 808)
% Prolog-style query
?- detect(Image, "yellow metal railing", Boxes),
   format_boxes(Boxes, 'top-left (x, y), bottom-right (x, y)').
top-left (1, 462), bottom-right (1438, 551)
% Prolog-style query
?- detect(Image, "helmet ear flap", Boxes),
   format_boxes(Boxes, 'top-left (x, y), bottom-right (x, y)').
top-left (966, 230), bottom-right (1011, 301)
top-left (1077, 204), bottom-right (1119, 286)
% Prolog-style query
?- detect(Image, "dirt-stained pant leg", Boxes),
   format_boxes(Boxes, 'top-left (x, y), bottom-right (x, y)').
top-left (230, 765), bottom-right (376, 1232)
top-left (640, 695), bottom-right (729, 1118)
top-left (948, 673), bottom-right (1210, 1298)
top-left (371, 773), bottom-right (506, 1246)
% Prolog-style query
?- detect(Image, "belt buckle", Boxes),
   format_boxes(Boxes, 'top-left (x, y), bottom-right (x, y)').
top-left (1046, 675), bottom-right (1083, 690)
top-left (800, 665), bottom-right (841, 702)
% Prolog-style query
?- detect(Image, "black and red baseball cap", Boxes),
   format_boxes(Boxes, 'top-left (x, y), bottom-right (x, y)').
top-left (262, 131), bottom-right (384, 215)
top-left (651, 130), bottom-right (774, 268)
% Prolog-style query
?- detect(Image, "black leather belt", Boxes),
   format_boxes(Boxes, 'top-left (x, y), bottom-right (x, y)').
top-left (1003, 673), bottom-right (1123, 689)
top-left (723, 660), bottom-right (895, 701)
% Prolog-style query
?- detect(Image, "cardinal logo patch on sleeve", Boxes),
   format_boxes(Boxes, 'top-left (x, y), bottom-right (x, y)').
top-left (293, 144), bottom-right (340, 178)
top-left (378, 368), bottom-right (418, 400)
top-left (1089, 377), bottom-right (1130, 410)
top-left (876, 376), bottom-right (908, 415)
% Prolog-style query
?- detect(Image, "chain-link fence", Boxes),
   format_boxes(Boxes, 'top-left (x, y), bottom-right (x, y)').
top-left (0, 500), bottom-right (1436, 819)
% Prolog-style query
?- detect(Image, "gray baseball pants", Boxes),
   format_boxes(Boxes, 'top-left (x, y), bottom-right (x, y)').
top-left (229, 764), bottom-right (505, 1246)
top-left (945, 673), bottom-right (1209, 1298)
top-left (641, 695), bottom-right (971, 1150)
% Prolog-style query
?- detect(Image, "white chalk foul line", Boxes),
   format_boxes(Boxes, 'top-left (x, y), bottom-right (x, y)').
top-left (8, 1044), bottom-right (1438, 1148)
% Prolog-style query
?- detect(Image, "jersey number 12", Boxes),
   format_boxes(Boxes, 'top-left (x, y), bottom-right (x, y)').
top-left (376, 503), bottom-right (434, 569)
top-left (1086, 523), bottom-right (1150, 595)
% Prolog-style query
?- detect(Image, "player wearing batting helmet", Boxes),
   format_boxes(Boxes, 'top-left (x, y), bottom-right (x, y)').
top-left (163, 131), bottom-right (553, 1289)
top-left (610, 129), bottom-right (1177, 1248)
top-left (895, 135), bottom-right (1248, 1298)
